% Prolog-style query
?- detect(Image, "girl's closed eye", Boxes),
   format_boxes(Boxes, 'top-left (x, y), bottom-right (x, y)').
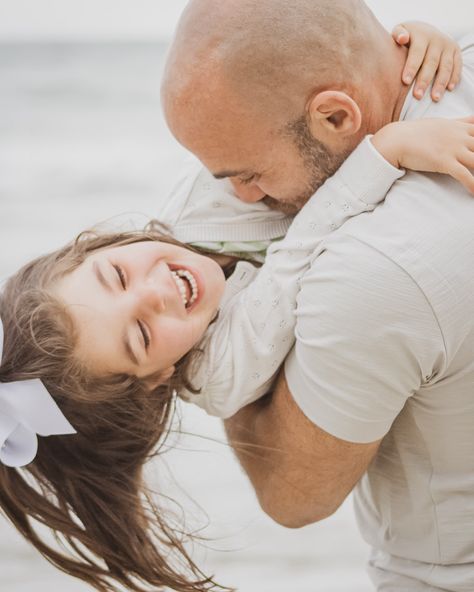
top-left (138, 320), bottom-right (150, 350)
top-left (114, 264), bottom-right (127, 289)
top-left (112, 263), bottom-right (149, 351)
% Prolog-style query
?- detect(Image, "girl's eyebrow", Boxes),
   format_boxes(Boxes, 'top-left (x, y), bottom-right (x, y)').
top-left (93, 261), bottom-right (112, 292)
top-left (123, 331), bottom-right (139, 366)
top-left (92, 261), bottom-right (139, 366)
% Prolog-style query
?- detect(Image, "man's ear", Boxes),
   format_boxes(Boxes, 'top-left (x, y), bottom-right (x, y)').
top-left (143, 366), bottom-right (175, 391)
top-left (307, 90), bottom-right (362, 141)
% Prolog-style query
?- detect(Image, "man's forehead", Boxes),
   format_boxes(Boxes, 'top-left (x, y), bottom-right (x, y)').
top-left (163, 83), bottom-right (284, 177)
top-left (175, 118), bottom-right (273, 177)
top-left (165, 74), bottom-right (275, 136)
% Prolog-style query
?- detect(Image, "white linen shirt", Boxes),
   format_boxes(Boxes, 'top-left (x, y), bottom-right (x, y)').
top-left (284, 34), bottom-right (474, 591)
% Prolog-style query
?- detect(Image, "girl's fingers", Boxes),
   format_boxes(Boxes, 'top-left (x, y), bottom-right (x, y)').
top-left (403, 38), bottom-right (429, 86)
top-left (413, 44), bottom-right (442, 99)
top-left (448, 48), bottom-right (463, 91)
top-left (466, 140), bottom-right (474, 154)
top-left (461, 144), bottom-right (474, 164)
top-left (392, 24), bottom-right (410, 47)
top-left (452, 163), bottom-right (474, 195)
top-left (431, 50), bottom-right (455, 101)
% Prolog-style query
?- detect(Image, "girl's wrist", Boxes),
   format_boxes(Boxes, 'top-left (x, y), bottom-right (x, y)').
top-left (371, 123), bottom-right (403, 170)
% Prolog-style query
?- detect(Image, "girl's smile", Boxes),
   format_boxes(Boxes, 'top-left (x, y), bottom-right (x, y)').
top-left (54, 240), bottom-right (226, 379)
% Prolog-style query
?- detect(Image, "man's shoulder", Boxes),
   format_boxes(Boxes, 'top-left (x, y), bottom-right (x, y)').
top-left (303, 230), bottom-right (422, 309)
top-left (301, 180), bottom-right (474, 354)
top-left (332, 174), bottom-right (471, 274)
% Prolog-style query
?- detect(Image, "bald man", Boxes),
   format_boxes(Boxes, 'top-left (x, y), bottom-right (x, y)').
top-left (161, 2), bottom-right (474, 590)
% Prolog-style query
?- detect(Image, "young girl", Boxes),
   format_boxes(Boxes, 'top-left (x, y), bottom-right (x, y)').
top-left (1, 113), bottom-right (473, 592)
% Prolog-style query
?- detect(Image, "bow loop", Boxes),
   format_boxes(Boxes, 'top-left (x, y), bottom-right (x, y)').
top-left (0, 316), bottom-right (77, 468)
top-left (0, 412), bottom-right (38, 468)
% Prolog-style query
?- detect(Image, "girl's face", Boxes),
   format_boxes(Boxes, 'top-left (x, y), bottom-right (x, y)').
top-left (54, 241), bottom-right (226, 380)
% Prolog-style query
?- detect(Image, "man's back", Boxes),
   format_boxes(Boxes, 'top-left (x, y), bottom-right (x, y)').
top-left (284, 35), bottom-right (474, 591)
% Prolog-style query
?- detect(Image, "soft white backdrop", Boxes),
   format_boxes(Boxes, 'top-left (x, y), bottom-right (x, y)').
top-left (0, 2), bottom-right (473, 592)
top-left (0, 0), bottom-right (472, 41)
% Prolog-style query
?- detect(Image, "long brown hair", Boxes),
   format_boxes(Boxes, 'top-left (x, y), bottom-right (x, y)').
top-left (0, 221), bottom-right (231, 592)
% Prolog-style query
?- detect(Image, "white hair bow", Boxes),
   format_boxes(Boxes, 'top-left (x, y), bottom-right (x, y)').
top-left (0, 319), bottom-right (77, 468)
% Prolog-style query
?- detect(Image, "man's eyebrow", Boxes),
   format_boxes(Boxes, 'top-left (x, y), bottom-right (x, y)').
top-left (92, 261), bottom-right (139, 367)
top-left (212, 169), bottom-right (251, 180)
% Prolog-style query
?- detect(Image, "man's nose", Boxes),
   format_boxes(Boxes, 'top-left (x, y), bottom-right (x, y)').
top-left (230, 179), bottom-right (266, 203)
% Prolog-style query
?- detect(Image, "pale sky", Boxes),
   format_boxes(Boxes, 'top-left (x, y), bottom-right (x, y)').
top-left (0, 0), bottom-right (472, 41)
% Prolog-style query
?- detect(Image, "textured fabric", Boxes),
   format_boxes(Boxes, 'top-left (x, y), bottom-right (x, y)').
top-left (368, 549), bottom-right (474, 592)
top-left (176, 137), bottom-right (403, 417)
top-left (284, 33), bottom-right (474, 591)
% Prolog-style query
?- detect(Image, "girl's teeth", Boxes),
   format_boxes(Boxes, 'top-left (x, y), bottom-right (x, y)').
top-left (171, 269), bottom-right (198, 307)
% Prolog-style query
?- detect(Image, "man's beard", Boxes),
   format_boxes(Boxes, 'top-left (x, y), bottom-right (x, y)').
top-left (263, 115), bottom-right (351, 215)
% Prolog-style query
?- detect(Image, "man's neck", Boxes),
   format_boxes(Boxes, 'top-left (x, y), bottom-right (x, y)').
top-left (362, 36), bottom-right (413, 132)
top-left (391, 48), bottom-right (412, 122)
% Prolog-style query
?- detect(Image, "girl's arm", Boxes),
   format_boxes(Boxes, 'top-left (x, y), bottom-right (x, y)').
top-left (183, 116), bottom-right (474, 418)
top-left (372, 116), bottom-right (474, 194)
top-left (392, 21), bottom-right (462, 101)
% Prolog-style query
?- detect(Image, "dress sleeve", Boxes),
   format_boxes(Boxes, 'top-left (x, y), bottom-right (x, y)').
top-left (181, 137), bottom-right (405, 418)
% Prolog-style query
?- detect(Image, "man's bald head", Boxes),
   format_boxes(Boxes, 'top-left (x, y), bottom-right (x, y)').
top-left (162, 0), bottom-right (407, 209)
top-left (163, 0), bottom-right (382, 122)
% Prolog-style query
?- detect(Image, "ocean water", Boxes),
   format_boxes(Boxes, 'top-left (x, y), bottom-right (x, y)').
top-left (0, 43), bottom-right (372, 591)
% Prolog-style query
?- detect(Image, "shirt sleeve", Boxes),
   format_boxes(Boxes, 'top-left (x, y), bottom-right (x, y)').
top-left (183, 137), bottom-right (406, 418)
top-left (284, 235), bottom-right (446, 443)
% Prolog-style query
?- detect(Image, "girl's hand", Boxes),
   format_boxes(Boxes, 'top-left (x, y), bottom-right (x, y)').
top-left (392, 21), bottom-right (462, 102)
top-left (371, 117), bottom-right (474, 195)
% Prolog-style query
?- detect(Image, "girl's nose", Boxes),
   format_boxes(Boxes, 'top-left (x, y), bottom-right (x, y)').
top-left (136, 282), bottom-right (167, 314)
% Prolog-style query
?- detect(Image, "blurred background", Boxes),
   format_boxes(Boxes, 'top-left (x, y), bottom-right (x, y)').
top-left (0, 1), bottom-right (472, 590)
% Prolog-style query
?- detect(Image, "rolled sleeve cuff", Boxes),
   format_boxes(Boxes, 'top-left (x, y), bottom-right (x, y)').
top-left (284, 348), bottom-right (391, 444)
